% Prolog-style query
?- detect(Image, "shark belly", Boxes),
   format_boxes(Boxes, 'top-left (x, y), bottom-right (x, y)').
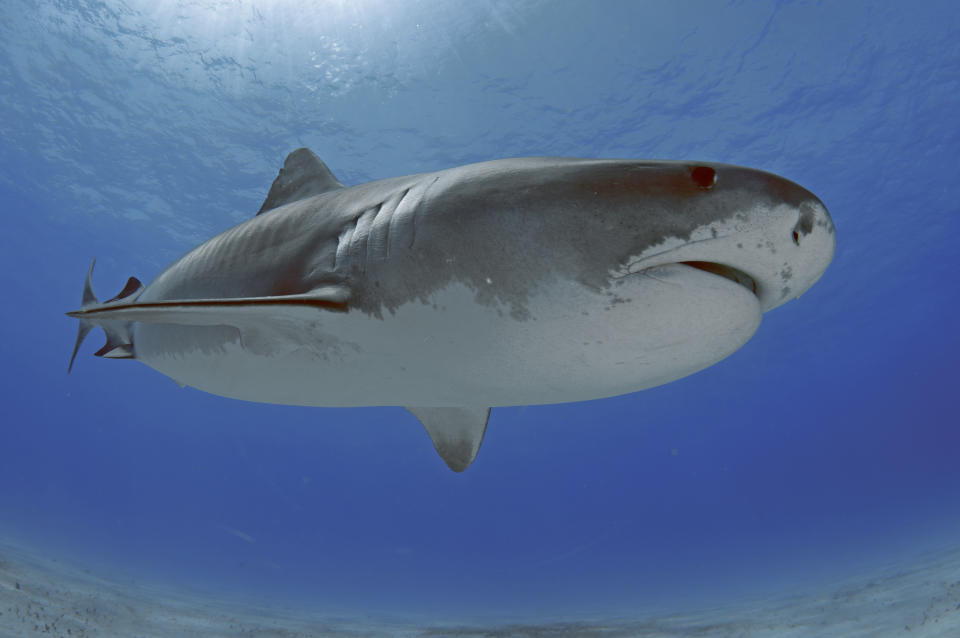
top-left (131, 263), bottom-right (761, 407)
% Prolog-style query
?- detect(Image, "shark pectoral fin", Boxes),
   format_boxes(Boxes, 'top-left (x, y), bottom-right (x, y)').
top-left (406, 407), bottom-right (491, 473)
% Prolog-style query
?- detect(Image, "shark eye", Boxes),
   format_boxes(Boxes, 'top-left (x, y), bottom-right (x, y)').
top-left (691, 166), bottom-right (716, 190)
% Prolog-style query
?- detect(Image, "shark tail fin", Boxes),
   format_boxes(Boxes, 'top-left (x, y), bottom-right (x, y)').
top-left (67, 258), bottom-right (142, 372)
top-left (68, 317), bottom-right (94, 374)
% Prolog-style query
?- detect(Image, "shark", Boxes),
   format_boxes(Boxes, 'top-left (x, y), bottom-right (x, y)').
top-left (68, 148), bottom-right (835, 472)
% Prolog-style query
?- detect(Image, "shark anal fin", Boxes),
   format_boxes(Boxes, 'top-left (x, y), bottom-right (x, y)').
top-left (407, 407), bottom-right (490, 473)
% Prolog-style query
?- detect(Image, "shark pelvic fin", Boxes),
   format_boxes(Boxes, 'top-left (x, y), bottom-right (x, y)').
top-left (407, 407), bottom-right (491, 472)
top-left (257, 148), bottom-right (344, 215)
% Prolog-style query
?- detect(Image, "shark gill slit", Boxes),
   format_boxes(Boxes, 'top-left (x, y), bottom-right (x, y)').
top-left (364, 203), bottom-right (381, 269)
top-left (397, 186), bottom-right (415, 250)
top-left (354, 208), bottom-right (377, 273)
top-left (405, 179), bottom-right (439, 250)
top-left (386, 187), bottom-right (412, 257)
top-left (371, 199), bottom-right (392, 260)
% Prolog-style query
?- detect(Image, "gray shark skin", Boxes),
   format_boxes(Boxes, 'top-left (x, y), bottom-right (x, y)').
top-left (68, 149), bottom-right (835, 472)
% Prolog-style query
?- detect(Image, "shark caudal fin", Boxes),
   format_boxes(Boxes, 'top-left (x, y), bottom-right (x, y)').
top-left (67, 258), bottom-right (143, 372)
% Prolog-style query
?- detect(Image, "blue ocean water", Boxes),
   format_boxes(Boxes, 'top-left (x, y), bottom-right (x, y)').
top-left (1, 0), bottom-right (959, 624)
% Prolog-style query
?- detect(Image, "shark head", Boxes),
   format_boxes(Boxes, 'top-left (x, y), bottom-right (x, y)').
top-left (411, 157), bottom-right (836, 320)
top-left (603, 161), bottom-right (836, 313)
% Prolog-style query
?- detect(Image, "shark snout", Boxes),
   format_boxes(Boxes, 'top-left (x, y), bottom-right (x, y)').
top-left (725, 196), bottom-right (836, 312)
top-left (772, 197), bottom-right (836, 308)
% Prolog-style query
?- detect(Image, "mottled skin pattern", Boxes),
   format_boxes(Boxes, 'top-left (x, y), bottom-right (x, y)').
top-left (139, 151), bottom-right (833, 321)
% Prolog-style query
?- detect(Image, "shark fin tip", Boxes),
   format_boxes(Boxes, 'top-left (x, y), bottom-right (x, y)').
top-left (407, 406), bottom-right (491, 473)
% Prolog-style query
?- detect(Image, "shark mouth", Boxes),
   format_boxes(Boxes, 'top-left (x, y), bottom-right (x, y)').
top-left (680, 261), bottom-right (759, 297)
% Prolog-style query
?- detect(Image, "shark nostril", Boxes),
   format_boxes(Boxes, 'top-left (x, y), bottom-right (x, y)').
top-left (691, 166), bottom-right (716, 190)
top-left (792, 203), bottom-right (816, 246)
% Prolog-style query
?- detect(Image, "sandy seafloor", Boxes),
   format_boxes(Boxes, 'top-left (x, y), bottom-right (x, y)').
top-left (1, 540), bottom-right (958, 638)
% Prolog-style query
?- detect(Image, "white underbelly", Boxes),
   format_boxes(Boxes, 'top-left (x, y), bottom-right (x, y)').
top-left (132, 264), bottom-right (761, 407)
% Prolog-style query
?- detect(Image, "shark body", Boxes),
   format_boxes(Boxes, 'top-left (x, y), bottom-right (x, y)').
top-left (69, 149), bottom-right (835, 471)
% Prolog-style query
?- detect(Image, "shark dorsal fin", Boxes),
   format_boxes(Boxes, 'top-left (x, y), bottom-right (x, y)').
top-left (257, 148), bottom-right (344, 215)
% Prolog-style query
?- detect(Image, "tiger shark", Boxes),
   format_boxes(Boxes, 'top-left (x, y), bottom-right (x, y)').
top-left (68, 149), bottom-right (835, 472)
